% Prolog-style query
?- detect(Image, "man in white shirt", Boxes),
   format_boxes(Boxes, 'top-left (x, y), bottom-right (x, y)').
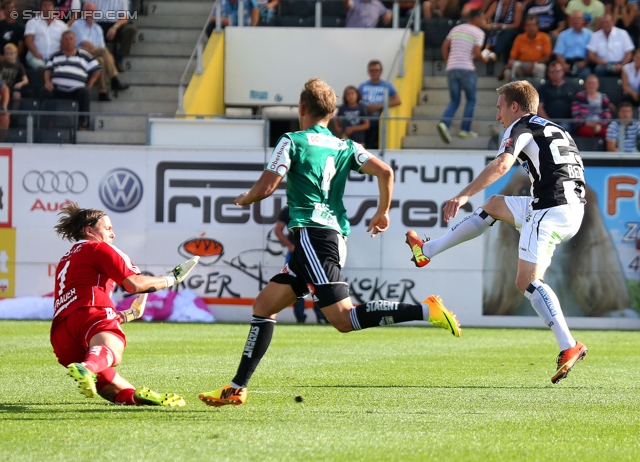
top-left (24, 0), bottom-right (68, 69)
top-left (587, 14), bottom-right (634, 77)
top-left (70, 2), bottom-right (128, 101)
top-left (93, 0), bottom-right (137, 72)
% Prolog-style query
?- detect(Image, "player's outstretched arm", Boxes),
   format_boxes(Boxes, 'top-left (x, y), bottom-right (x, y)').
top-left (444, 153), bottom-right (515, 222)
top-left (359, 156), bottom-right (394, 237)
top-left (121, 256), bottom-right (200, 293)
top-left (235, 171), bottom-right (283, 206)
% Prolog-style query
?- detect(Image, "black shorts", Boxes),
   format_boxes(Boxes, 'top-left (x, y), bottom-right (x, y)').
top-left (271, 227), bottom-right (350, 308)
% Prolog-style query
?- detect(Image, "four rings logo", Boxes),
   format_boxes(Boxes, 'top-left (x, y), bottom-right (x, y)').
top-left (23, 170), bottom-right (88, 194)
top-left (99, 168), bottom-right (143, 213)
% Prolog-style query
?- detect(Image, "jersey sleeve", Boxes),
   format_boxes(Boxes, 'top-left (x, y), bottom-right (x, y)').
top-left (94, 243), bottom-right (140, 286)
top-left (350, 141), bottom-right (374, 171)
top-left (497, 122), bottom-right (533, 158)
top-left (265, 134), bottom-right (293, 177)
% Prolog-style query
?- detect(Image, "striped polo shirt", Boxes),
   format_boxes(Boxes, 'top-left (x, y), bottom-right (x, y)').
top-left (445, 23), bottom-right (486, 72)
top-left (45, 49), bottom-right (101, 91)
top-left (606, 120), bottom-right (640, 152)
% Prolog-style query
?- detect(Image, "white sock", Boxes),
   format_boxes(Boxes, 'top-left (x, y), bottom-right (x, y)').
top-left (524, 280), bottom-right (576, 351)
top-left (423, 208), bottom-right (496, 258)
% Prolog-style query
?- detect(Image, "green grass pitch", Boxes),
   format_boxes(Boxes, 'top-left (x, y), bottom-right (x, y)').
top-left (1, 321), bottom-right (639, 461)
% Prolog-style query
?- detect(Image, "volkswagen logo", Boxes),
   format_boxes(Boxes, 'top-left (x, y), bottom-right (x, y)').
top-left (23, 170), bottom-right (88, 194)
top-left (99, 168), bottom-right (143, 213)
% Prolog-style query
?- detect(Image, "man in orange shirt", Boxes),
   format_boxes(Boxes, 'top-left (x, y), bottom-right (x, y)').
top-left (500, 15), bottom-right (552, 81)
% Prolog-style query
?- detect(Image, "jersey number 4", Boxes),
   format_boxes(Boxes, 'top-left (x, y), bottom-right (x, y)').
top-left (321, 156), bottom-right (336, 200)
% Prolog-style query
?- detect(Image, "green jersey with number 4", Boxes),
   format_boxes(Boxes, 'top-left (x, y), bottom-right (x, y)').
top-left (265, 125), bottom-right (373, 236)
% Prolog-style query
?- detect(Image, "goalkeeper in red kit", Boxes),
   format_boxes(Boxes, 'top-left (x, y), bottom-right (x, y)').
top-left (51, 203), bottom-right (199, 406)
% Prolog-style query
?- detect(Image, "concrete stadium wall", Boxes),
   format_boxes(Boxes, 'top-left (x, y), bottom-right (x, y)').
top-left (1, 146), bottom-right (639, 329)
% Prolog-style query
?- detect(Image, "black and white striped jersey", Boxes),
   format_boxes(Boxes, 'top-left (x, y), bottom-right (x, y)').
top-left (498, 114), bottom-right (586, 210)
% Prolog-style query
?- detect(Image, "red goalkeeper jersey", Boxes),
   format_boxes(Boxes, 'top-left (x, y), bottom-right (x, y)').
top-left (53, 240), bottom-right (140, 318)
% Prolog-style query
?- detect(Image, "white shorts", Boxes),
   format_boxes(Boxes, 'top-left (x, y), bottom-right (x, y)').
top-left (504, 196), bottom-right (584, 267)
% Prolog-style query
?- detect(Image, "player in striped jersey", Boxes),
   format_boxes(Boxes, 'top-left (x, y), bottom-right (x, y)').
top-left (199, 78), bottom-right (461, 408)
top-left (407, 80), bottom-right (588, 384)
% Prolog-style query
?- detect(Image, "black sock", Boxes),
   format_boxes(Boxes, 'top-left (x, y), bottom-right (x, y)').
top-left (349, 301), bottom-right (423, 330)
top-left (231, 315), bottom-right (276, 388)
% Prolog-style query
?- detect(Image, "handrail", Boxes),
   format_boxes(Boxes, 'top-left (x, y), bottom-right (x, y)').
top-left (178, 0), bottom-right (220, 115)
top-left (381, 1), bottom-right (420, 153)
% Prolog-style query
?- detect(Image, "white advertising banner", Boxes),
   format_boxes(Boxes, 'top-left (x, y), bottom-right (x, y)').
top-left (6, 145), bottom-right (640, 329)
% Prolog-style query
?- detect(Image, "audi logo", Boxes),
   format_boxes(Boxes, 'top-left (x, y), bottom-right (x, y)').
top-left (23, 170), bottom-right (88, 194)
top-left (99, 168), bottom-right (143, 213)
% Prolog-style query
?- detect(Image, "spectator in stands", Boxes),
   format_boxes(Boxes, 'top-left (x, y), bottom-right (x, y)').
top-left (206, 0), bottom-right (259, 36)
top-left (572, 74), bottom-right (612, 138)
top-left (482, 0), bottom-right (523, 65)
top-left (0, 43), bottom-right (28, 100)
top-left (54, 0), bottom-right (81, 25)
top-left (607, 0), bottom-right (639, 43)
top-left (333, 85), bottom-right (370, 145)
top-left (565, 0), bottom-right (605, 30)
top-left (605, 101), bottom-right (640, 151)
top-left (0, 1), bottom-right (25, 58)
top-left (422, 0), bottom-right (461, 19)
top-left (436, 9), bottom-right (487, 144)
top-left (622, 48), bottom-right (640, 106)
top-left (24, 0), bottom-right (68, 69)
top-left (344, 0), bottom-right (392, 28)
top-left (40, 30), bottom-right (101, 129)
top-left (256, 0), bottom-right (278, 25)
top-left (358, 59), bottom-right (401, 149)
top-left (522, 0), bottom-right (565, 41)
top-left (70, 2), bottom-right (128, 101)
top-left (537, 60), bottom-right (581, 130)
top-left (587, 14), bottom-right (634, 77)
top-left (499, 15), bottom-right (552, 81)
top-left (93, 0), bottom-right (137, 72)
top-left (553, 10), bottom-right (592, 79)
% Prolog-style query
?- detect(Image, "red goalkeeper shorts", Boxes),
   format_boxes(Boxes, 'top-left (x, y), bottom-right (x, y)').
top-left (50, 306), bottom-right (127, 367)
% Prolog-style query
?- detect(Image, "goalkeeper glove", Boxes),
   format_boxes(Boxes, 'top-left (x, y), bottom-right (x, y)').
top-left (119, 293), bottom-right (148, 323)
top-left (163, 256), bottom-right (200, 288)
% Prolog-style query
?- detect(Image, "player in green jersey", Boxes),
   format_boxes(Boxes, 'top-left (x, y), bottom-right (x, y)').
top-left (198, 78), bottom-right (462, 408)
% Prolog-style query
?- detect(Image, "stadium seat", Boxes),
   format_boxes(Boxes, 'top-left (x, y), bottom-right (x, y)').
top-left (322, 16), bottom-right (345, 27)
top-left (278, 0), bottom-right (315, 17)
top-left (322, 1), bottom-right (346, 17)
top-left (34, 129), bottom-right (72, 144)
top-left (422, 18), bottom-right (455, 59)
top-left (9, 98), bottom-right (38, 129)
top-left (270, 16), bottom-right (314, 27)
top-left (0, 128), bottom-right (26, 143)
top-left (598, 77), bottom-right (623, 107)
top-left (39, 99), bottom-right (78, 143)
top-left (573, 136), bottom-right (605, 152)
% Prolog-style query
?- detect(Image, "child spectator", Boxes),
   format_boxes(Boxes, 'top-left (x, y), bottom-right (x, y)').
top-left (572, 74), bottom-right (612, 138)
top-left (333, 85), bottom-right (369, 145)
top-left (0, 43), bottom-right (28, 100)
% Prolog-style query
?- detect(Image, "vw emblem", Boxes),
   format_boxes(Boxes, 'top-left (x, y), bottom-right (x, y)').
top-left (99, 168), bottom-right (143, 213)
